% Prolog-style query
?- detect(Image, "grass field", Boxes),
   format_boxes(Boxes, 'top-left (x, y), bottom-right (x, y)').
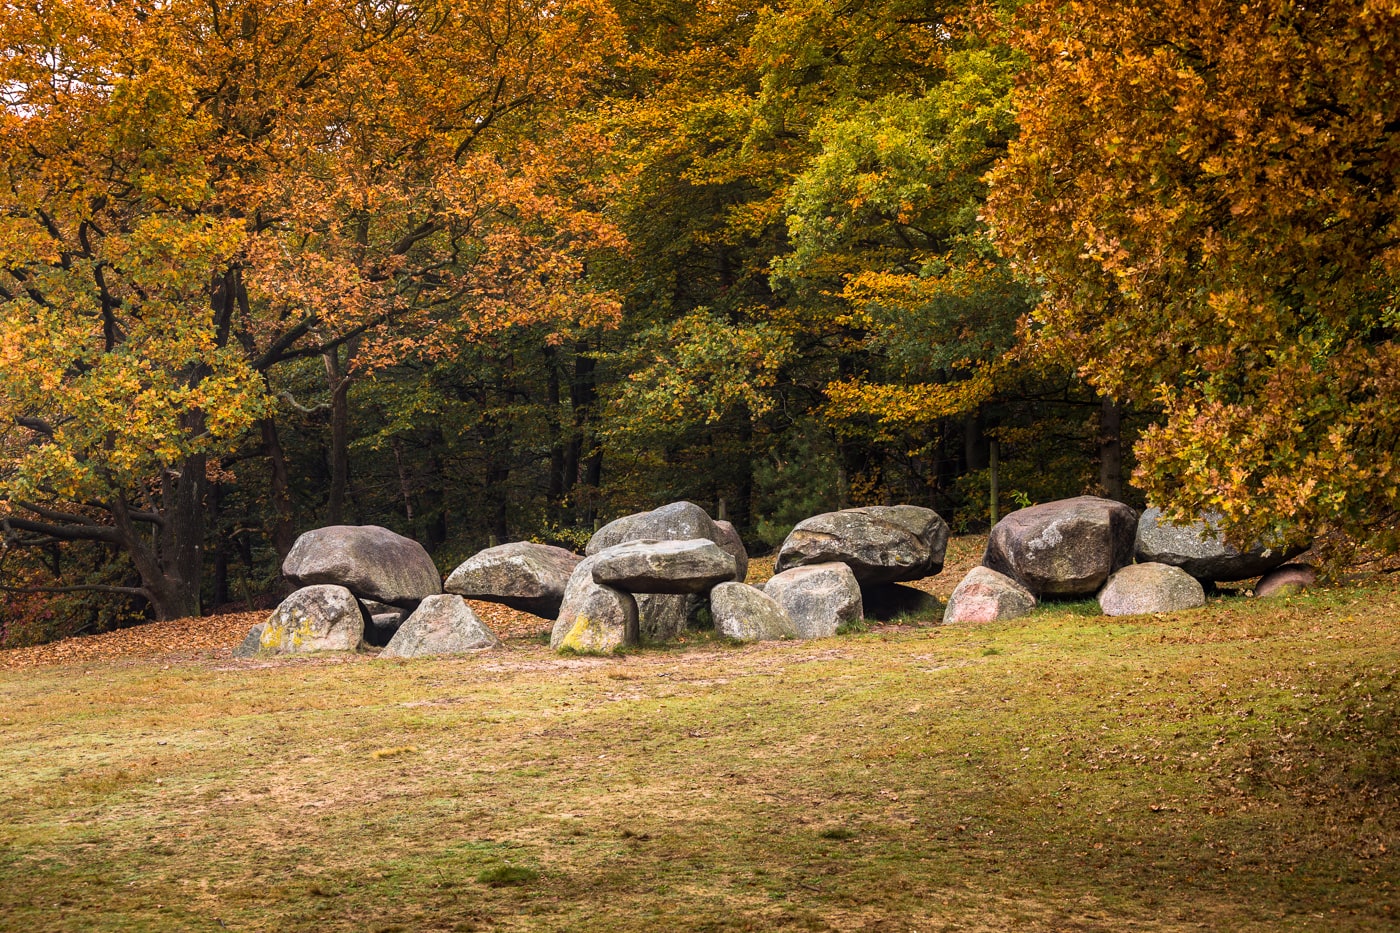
top-left (1, 575), bottom-right (1397, 931)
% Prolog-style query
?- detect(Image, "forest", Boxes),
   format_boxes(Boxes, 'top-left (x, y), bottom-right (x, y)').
top-left (1, 0), bottom-right (1397, 643)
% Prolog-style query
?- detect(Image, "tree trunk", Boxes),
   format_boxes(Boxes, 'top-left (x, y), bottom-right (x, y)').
top-left (260, 417), bottom-right (295, 560)
top-left (544, 344), bottom-right (567, 521)
top-left (1099, 396), bottom-right (1124, 502)
top-left (570, 341), bottom-right (601, 525)
top-left (109, 450), bottom-right (207, 622)
top-left (324, 344), bottom-right (356, 524)
top-left (422, 427), bottom-right (449, 552)
top-left (211, 481), bottom-right (230, 607)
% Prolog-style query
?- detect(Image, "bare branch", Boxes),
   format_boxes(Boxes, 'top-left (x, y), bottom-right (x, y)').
top-left (0, 583), bottom-right (151, 598)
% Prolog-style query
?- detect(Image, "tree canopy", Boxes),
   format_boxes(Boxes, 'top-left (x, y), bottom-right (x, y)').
top-left (1, 0), bottom-right (1395, 640)
top-left (988, 0), bottom-right (1400, 555)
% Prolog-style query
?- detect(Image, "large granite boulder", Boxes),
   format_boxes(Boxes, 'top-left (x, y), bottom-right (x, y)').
top-left (587, 501), bottom-right (722, 555)
top-left (1135, 507), bottom-right (1304, 582)
top-left (713, 520), bottom-right (750, 583)
top-left (710, 582), bottom-right (798, 642)
top-left (553, 585), bottom-right (639, 654)
top-left (591, 539), bottom-right (738, 594)
top-left (1254, 563), bottom-right (1317, 599)
top-left (248, 584), bottom-right (366, 654)
top-left (775, 505), bottom-right (949, 584)
top-left (444, 542), bottom-right (582, 618)
top-left (380, 595), bottom-right (500, 658)
top-left (763, 562), bottom-right (863, 639)
top-left (1098, 562), bottom-right (1206, 616)
top-left (283, 525), bottom-right (441, 608)
top-left (551, 554), bottom-right (641, 651)
top-left (942, 568), bottom-right (1036, 624)
top-left (983, 496), bottom-right (1137, 598)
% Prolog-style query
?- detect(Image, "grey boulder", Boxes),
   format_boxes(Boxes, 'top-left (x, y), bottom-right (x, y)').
top-left (942, 567), bottom-right (1036, 624)
top-left (713, 520), bottom-right (750, 582)
top-left (1136, 507), bottom-right (1304, 582)
top-left (380, 594), bottom-right (500, 658)
top-left (710, 582), bottom-right (798, 642)
top-left (1098, 562), bottom-right (1206, 616)
top-left (776, 505), bottom-right (949, 584)
top-left (587, 501), bottom-right (723, 555)
top-left (232, 623), bottom-right (267, 658)
top-left (253, 584), bottom-right (366, 653)
top-left (551, 553), bottom-right (641, 652)
top-left (763, 562), bottom-right (863, 639)
top-left (587, 501), bottom-right (749, 581)
top-left (590, 539), bottom-right (738, 594)
top-left (1255, 563), bottom-right (1317, 599)
top-left (984, 496), bottom-right (1137, 598)
top-left (283, 525), bottom-right (441, 608)
top-left (444, 541), bottom-right (582, 618)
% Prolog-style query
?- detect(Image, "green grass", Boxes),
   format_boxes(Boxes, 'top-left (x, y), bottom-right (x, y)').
top-left (1, 583), bottom-right (1398, 931)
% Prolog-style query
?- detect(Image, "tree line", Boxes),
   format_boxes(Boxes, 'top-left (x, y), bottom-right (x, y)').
top-left (1, 0), bottom-right (1395, 641)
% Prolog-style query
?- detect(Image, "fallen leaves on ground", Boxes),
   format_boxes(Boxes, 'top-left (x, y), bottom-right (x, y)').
top-left (0, 536), bottom-right (990, 671)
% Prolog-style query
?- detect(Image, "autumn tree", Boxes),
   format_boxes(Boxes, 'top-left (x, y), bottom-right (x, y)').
top-left (989, 0), bottom-right (1400, 554)
top-left (0, 0), bottom-right (622, 619)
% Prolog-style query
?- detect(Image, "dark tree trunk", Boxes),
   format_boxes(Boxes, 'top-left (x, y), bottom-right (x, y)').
top-left (260, 417), bottom-right (295, 560)
top-left (480, 417), bottom-right (511, 543)
top-left (323, 341), bottom-right (358, 524)
top-left (544, 344), bottom-right (567, 521)
top-left (570, 341), bottom-right (601, 525)
top-left (963, 412), bottom-right (987, 472)
top-left (732, 410), bottom-right (754, 532)
top-left (211, 481), bottom-right (230, 607)
top-left (1099, 396), bottom-right (1124, 501)
top-left (422, 427), bottom-right (449, 552)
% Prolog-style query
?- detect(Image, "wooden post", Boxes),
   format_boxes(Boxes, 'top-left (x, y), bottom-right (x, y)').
top-left (989, 439), bottom-right (1000, 527)
top-left (717, 498), bottom-right (728, 522)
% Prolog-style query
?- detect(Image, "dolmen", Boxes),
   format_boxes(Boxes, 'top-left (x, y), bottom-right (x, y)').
top-left (775, 505), bottom-right (948, 622)
top-left (235, 524), bottom-right (500, 659)
top-left (943, 495), bottom-right (1313, 624)
top-left (548, 501), bottom-right (951, 653)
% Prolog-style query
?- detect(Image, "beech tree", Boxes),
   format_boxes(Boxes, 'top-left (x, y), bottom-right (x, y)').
top-left (0, 0), bottom-right (622, 619)
top-left (989, 0), bottom-right (1400, 553)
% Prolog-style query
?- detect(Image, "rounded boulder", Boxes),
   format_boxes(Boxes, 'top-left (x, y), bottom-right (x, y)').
top-left (445, 541), bottom-right (582, 618)
top-left (1098, 562), bottom-right (1206, 616)
top-left (983, 496), bottom-right (1137, 598)
top-left (283, 525), bottom-right (441, 608)
top-left (942, 567), bottom-right (1036, 624)
top-left (776, 505), bottom-right (949, 585)
top-left (763, 562), bottom-right (863, 639)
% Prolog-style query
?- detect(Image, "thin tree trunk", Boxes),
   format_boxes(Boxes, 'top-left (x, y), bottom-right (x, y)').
top-left (260, 417), bottom-right (295, 560)
top-left (211, 481), bottom-right (230, 607)
top-left (323, 338), bottom-right (360, 524)
top-left (1099, 396), bottom-right (1124, 501)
